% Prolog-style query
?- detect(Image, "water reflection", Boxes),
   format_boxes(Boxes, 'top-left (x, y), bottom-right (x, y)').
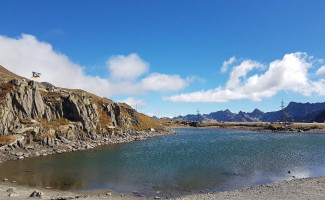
top-left (0, 129), bottom-right (325, 197)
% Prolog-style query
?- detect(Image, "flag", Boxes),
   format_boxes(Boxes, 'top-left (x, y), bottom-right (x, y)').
top-left (32, 71), bottom-right (41, 78)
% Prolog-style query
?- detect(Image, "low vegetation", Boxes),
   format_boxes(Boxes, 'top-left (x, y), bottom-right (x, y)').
top-left (135, 113), bottom-right (165, 131)
top-left (0, 135), bottom-right (15, 145)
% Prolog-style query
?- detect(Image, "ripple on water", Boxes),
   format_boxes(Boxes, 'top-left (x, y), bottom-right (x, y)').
top-left (1, 129), bottom-right (325, 197)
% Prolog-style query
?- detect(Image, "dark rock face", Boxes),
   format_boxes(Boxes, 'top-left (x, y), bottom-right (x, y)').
top-left (250, 109), bottom-right (264, 119)
top-left (206, 109), bottom-right (236, 122)
top-left (314, 110), bottom-right (325, 122)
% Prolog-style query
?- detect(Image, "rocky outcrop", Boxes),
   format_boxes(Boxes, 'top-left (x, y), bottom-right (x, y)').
top-left (0, 65), bottom-right (164, 149)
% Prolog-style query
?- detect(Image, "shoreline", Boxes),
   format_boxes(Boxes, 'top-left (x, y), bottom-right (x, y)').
top-left (174, 176), bottom-right (325, 200)
top-left (0, 129), bottom-right (177, 163)
top-left (1, 176), bottom-right (324, 199)
top-left (169, 122), bottom-right (325, 134)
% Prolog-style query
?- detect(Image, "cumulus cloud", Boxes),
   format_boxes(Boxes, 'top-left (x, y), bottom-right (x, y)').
top-left (226, 60), bottom-right (264, 89)
top-left (221, 56), bottom-right (236, 73)
top-left (316, 65), bottom-right (325, 75)
top-left (118, 97), bottom-right (147, 110)
top-left (0, 34), bottom-right (189, 97)
top-left (107, 53), bottom-right (149, 80)
top-left (165, 52), bottom-right (325, 102)
top-left (141, 73), bottom-right (188, 91)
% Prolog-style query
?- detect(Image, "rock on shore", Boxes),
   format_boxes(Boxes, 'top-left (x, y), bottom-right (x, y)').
top-left (0, 176), bottom-right (324, 200)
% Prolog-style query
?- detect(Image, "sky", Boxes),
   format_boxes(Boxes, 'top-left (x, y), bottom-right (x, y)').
top-left (0, 0), bottom-right (325, 117)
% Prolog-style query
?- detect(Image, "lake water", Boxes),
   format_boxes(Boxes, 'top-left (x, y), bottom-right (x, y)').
top-left (1, 129), bottom-right (325, 197)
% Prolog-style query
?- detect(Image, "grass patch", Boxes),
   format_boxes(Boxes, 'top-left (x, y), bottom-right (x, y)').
top-left (0, 82), bottom-right (14, 104)
top-left (96, 102), bottom-right (112, 129)
top-left (135, 113), bottom-right (164, 131)
top-left (0, 135), bottom-right (15, 145)
top-left (38, 118), bottom-right (70, 130)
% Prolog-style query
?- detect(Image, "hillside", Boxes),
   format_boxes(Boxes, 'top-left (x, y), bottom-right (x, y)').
top-left (0, 65), bottom-right (164, 150)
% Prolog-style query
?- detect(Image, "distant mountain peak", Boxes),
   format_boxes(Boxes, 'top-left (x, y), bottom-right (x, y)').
top-left (224, 109), bottom-right (232, 113)
top-left (252, 108), bottom-right (264, 113)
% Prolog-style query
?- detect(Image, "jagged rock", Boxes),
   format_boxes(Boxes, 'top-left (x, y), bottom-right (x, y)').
top-left (15, 152), bottom-right (23, 156)
top-left (14, 127), bottom-right (34, 134)
top-left (30, 190), bottom-right (42, 198)
top-left (59, 136), bottom-right (70, 144)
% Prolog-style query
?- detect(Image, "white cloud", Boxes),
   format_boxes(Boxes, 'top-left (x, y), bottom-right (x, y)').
top-left (107, 53), bottom-right (149, 80)
top-left (165, 52), bottom-right (325, 102)
top-left (226, 60), bottom-right (264, 89)
top-left (0, 34), bottom-right (189, 97)
top-left (221, 56), bottom-right (236, 73)
top-left (316, 65), bottom-right (325, 75)
top-left (118, 97), bottom-right (147, 109)
top-left (141, 73), bottom-right (189, 91)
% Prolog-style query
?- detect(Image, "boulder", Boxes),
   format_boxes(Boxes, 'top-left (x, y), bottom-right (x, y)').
top-left (30, 190), bottom-right (42, 198)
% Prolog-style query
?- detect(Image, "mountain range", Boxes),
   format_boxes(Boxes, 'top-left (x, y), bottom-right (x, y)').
top-left (173, 102), bottom-right (325, 123)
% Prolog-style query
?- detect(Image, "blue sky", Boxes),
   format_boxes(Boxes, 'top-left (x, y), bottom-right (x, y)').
top-left (1, 0), bottom-right (325, 117)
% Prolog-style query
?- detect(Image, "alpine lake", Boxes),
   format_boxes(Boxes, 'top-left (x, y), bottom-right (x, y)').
top-left (1, 128), bottom-right (325, 198)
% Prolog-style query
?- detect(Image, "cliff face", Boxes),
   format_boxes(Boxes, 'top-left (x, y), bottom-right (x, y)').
top-left (0, 65), bottom-right (163, 147)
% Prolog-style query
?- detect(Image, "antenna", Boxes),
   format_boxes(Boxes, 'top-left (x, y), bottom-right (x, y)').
top-left (197, 109), bottom-right (200, 122)
top-left (281, 99), bottom-right (285, 123)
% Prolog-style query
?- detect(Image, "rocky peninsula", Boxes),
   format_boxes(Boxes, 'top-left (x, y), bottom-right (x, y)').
top-left (0, 65), bottom-right (175, 162)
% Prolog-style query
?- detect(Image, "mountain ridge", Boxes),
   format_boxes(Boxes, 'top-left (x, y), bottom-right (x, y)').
top-left (173, 101), bottom-right (325, 122)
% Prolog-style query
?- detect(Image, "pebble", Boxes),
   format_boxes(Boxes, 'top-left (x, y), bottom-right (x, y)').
top-left (154, 196), bottom-right (161, 199)
top-left (15, 152), bottom-right (23, 156)
top-left (106, 192), bottom-right (112, 196)
top-left (6, 187), bottom-right (15, 193)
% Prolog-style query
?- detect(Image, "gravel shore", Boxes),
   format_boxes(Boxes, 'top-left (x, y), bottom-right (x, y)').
top-left (1, 176), bottom-right (324, 200)
top-left (175, 177), bottom-right (325, 200)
